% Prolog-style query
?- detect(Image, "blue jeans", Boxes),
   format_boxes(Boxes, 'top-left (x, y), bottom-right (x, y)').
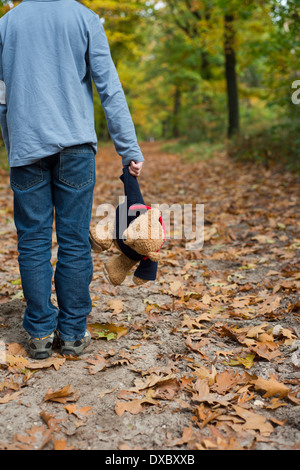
top-left (10, 144), bottom-right (95, 341)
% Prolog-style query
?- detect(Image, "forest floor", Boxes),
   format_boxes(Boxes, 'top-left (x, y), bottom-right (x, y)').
top-left (0, 142), bottom-right (299, 451)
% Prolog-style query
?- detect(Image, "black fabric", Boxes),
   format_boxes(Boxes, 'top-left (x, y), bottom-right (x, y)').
top-left (114, 166), bottom-right (158, 281)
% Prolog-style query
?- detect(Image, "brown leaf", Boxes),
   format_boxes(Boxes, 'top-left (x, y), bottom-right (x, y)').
top-left (106, 299), bottom-right (124, 315)
top-left (6, 343), bottom-right (27, 356)
top-left (249, 343), bottom-right (281, 361)
top-left (43, 385), bottom-right (80, 403)
top-left (27, 357), bottom-right (66, 371)
top-left (64, 404), bottom-right (93, 417)
top-left (0, 390), bottom-right (24, 404)
top-left (185, 336), bottom-right (209, 359)
top-left (131, 373), bottom-right (178, 392)
top-left (233, 405), bottom-right (273, 436)
top-left (40, 410), bottom-right (64, 431)
top-left (250, 375), bottom-right (289, 398)
top-left (85, 354), bottom-right (108, 374)
top-left (12, 425), bottom-right (52, 450)
top-left (115, 398), bottom-right (157, 416)
top-left (53, 438), bottom-right (75, 450)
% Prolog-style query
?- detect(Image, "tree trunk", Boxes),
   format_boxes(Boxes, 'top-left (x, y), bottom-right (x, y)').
top-left (172, 86), bottom-right (181, 138)
top-left (224, 14), bottom-right (240, 138)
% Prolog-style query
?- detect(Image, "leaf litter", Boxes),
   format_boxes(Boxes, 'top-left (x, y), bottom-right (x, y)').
top-left (0, 143), bottom-right (299, 450)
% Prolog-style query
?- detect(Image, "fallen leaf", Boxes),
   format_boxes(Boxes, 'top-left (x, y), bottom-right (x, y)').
top-left (27, 357), bottom-right (66, 371)
top-left (12, 425), bottom-right (52, 450)
top-left (250, 375), bottom-right (289, 398)
top-left (88, 322), bottom-right (128, 341)
top-left (115, 397), bottom-right (157, 416)
top-left (106, 299), bottom-right (124, 315)
top-left (53, 438), bottom-right (75, 450)
top-left (64, 404), bottom-right (93, 418)
top-left (44, 385), bottom-right (80, 403)
top-left (85, 354), bottom-right (108, 374)
top-left (233, 405), bottom-right (274, 435)
top-left (0, 390), bottom-right (24, 404)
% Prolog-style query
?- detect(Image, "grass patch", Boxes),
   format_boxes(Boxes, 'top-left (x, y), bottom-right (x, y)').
top-left (161, 139), bottom-right (226, 163)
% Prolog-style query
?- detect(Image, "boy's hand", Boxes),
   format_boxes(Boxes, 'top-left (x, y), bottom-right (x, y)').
top-left (129, 160), bottom-right (143, 177)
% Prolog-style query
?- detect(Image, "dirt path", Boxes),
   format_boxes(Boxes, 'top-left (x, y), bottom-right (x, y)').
top-left (0, 142), bottom-right (299, 450)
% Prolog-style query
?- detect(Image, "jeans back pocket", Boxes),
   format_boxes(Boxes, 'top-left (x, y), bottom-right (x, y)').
top-left (10, 161), bottom-right (43, 191)
top-left (59, 145), bottom-right (95, 189)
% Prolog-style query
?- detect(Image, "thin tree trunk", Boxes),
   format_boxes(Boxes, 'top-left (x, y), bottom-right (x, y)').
top-left (224, 14), bottom-right (240, 138)
top-left (172, 86), bottom-right (181, 138)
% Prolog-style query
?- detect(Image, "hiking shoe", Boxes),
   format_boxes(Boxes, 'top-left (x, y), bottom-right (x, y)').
top-left (60, 330), bottom-right (91, 356)
top-left (28, 332), bottom-right (55, 359)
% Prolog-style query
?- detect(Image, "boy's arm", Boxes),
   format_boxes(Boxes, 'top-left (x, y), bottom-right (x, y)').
top-left (87, 14), bottom-right (144, 170)
top-left (0, 38), bottom-right (10, 159)
top-left (128, 160), bottom-right (143, 177)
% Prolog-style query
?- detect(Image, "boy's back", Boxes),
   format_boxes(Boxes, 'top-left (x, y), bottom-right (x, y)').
top-left (0, 0), bottom-right (144, 167)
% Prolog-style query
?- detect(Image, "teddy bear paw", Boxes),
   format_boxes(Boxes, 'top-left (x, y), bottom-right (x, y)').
top-left (133, 275), bottom-right (148, 286)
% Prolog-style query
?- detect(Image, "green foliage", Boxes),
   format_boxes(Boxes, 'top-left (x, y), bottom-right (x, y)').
top-left (1, 0), bottom-right (298, 170)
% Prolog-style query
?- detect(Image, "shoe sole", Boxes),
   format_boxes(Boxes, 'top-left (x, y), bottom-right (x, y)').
top-left (31, 351), bottom-right (52, 360)
top-left (28, 334), bottom-right (54, 360)
top-left (60, 334), bottom-right (91, 356)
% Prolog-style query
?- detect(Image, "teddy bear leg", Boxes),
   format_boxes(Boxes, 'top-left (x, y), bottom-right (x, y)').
top-left (89, 221), bottom-right (114, 252)
top-left (104, 253), bottom-right (137, 286)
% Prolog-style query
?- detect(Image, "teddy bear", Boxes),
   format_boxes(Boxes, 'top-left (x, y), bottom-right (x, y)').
top-left (89, 166), bottom-right (165, 286)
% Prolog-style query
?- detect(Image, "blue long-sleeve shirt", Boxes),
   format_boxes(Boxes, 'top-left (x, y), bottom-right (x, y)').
top-left (0, 0), bottom-right (144, 168)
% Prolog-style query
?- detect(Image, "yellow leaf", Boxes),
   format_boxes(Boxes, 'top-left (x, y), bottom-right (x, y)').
top-left (88, 322), bottom-right (128, 341)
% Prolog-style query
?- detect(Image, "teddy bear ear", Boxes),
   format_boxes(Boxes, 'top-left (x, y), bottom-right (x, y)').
top-left (148, 251), bottom-right (162, 262)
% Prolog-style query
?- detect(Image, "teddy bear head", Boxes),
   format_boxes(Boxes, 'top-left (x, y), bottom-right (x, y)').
top-left (122, 206), bottom-right (165, 262)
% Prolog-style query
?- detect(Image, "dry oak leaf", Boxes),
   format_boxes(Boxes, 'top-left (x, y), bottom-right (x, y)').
top-left (44, 384), bottom-right (80, 403)
top-left (167, 425), bottom-right (196, 447)
top-left (85, 354), bottom-right (108, 374)
top-left (27, 357), bottom-right (66, 371)
top-left (150, 378), bottom-right (180, 400)
top-left (192, 378), bottom-right (232, 406)
top-left (258, 295), bottom-right (281, 315)
top-left (131, 373), bottom-right (178, 392)
top-left (6, 342), bottom-right (27, 356)
top-left (232, 405), bottom-right (273, 436)
top-left (106, 299), bottom-right (124, 315)
top-left (53, 438), bottom-right (75, 450)
top-left (250, 375), bottom-right (289, 398)
top-left (191, 365), bottom-right (217, 386)
top-left (185, 336), bottom-right (209, 360)
top-left (88, 322), bottom-right (128, 341)
top-left (0, 378), bottom-right (21, 392)
top-left (0, 351), bottom-right (29, 369)
top-left (115, 397), bottom-right (157, 416)
top-left (12, 425), bottom-right (52, 450)
top-left (0, 350), bottom-right (65, 371)
top-left (0, 389), bottom-right (24, 404)
top-left (249, 343), bottom-right (281, 361)
top-left (40, 410), bottom-right (64, 432)
top-left (64, 404), bottom-right (93, 418)
top-left (211, 370), bottom-right (241, 395)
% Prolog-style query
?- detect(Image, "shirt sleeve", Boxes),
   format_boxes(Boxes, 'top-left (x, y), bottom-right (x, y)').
top-left (87, 14), bottom-right (144, 167)
top-left (0, 37), bottom-right (10, 158)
